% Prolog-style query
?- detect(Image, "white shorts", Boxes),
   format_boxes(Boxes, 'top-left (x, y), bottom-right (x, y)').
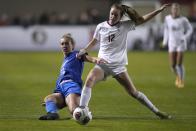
top-left (94, 64), bottom-right (127, 79)
top-left (168, 43), bottom-right (187, 52)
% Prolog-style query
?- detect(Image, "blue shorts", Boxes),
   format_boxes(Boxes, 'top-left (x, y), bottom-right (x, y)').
top-left (54, 81), bottom-right (82, 98)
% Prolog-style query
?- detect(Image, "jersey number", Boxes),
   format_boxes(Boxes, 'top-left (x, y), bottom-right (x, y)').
top-left (108, 34), bottom-right (115, 42)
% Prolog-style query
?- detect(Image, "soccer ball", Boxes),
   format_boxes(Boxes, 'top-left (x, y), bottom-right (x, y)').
top-left (73, 106), bottom-right (92, 125)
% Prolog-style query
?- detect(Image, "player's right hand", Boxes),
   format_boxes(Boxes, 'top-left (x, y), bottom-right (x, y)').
top-left (96, 58), bottom-right (108, 64)
top-left (159, 3), bottom-right (171, 11)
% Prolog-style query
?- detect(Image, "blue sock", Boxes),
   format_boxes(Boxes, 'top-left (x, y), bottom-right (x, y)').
top-left (45, 101), bottom-right (58, 113)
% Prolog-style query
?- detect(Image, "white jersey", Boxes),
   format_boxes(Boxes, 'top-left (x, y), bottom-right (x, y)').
top-left (93, 20), bottom-right (135, 66)
top-left (163, 15), bottom-right (193, 47)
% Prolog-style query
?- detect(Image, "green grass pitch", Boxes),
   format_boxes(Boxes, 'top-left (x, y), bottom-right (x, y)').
top-left (0, 51), bottom-right (196, 131)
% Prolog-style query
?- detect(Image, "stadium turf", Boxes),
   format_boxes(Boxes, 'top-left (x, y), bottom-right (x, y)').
top-left (0, 51), bottom-right (195, 131)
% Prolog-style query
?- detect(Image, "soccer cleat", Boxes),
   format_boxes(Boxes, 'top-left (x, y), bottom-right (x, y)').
top-left (156, 111), bottom-right (172, 119)
top-left (177, 80), bottom-right (184, 88)
top-left (175, 76), bottom-right (180, 87)
top-left (39, 112), bottom-right (59, 120)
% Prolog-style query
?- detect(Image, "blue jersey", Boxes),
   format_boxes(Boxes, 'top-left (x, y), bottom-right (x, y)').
top-left (56, 51), bottom-right (84, 87)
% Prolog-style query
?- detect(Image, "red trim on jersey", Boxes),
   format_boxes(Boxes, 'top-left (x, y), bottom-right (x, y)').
top-left (107, 21), bottom-right (120, 26)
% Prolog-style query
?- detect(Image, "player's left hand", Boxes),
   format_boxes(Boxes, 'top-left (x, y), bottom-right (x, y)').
top-left (96, 58), bottom-right (108, 64)
top-left (160, 3), bottom-right (171, 11)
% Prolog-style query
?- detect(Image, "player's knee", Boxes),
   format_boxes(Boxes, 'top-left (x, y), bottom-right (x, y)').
top-left (127, 90), bottom-right (138, 98)
top-left (44, 95), bottom-right (55, 102)
top-left (171, 64), bottom-right (176, 69)
top-left (85, 75), bottom-right (96, 87)
top-left (176, 63), bottom-right (182, 67)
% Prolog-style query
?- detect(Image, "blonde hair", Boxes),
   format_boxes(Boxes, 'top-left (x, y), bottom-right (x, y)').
top-left (61, 33), bottom-right (75, 49)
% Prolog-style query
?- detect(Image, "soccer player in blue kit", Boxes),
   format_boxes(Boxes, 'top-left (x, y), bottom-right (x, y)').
top-left (39, 33), bottom-right (107, 120)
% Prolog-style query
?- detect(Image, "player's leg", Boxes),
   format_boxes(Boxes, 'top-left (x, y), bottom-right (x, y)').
top-left (169, 52), bottom-right (177, 75)
top-left (80, 66), bottom-right (105, 107)
top-left (169, 52), bottom-right (179, 86)
top-left (114, 71), bottom-right (171, 119)
top-left (114, 71), bottom-right (158, 112)
top-left (39, 93), bottom-right (65, 120)
top-left (69, 93), bottom-right (92, 124)
top-left (65, 93), bottom-right (80, 114)
top-left (176, 51), bottom-right (184, 88)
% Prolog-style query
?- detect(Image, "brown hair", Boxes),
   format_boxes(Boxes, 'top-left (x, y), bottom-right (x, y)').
top-left (111, 3), bottom-right (125, 17)
top-left (172, 3), bottom-right (180, 8)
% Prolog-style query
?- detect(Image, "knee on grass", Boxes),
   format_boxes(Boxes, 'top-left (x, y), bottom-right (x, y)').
top-left (127, 90), bottom-right (139, 98)
top-left (44, 95), bottom-right (57, 103)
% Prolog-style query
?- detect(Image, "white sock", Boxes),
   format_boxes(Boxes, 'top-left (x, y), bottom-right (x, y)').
top-left (136, 91), bottom-right (159, 113)
top-left (176, 65), bottom-right (185, 80)
top-left (79, 87), bottom-right (91, 107)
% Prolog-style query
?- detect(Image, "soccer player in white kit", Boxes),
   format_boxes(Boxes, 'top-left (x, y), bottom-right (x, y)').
top-left (77, 3), bottom-right (171, 120)
top-left (163, 3), bottom-right (193, 88)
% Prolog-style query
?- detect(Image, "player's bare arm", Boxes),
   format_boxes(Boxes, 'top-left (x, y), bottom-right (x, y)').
top-left (77, 38), bottom-right (97, 57)
top-left (83, 55), bottom-right (108, 64)
top-left (123, 4), bottom-right (170, 25)
top-left (141, 4), bottom-right (170, 24)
